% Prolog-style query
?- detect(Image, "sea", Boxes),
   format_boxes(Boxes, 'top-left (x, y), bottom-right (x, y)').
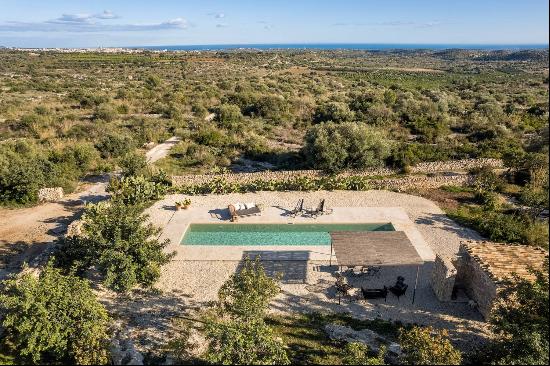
top-left (136, 43), bottom-right (548, 51)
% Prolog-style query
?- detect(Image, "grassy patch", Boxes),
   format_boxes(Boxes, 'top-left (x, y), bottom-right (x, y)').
top-left (266, 312), bottom-right (403, 364)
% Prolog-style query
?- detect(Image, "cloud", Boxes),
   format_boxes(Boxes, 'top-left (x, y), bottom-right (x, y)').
top-left (416, 21), bottom-right (443, 28)
top-left (257, 21), bottom-right (274, 30)
top-left (94, 10), bottom-right (120, 20)
top-left (208, 12), bottom-right (225, 19)
top-left (0, 13), bottom-right (188, 32)
top-left (332, 20), bottom-right (441, 28)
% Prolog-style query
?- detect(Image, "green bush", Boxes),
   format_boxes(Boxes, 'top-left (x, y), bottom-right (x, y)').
top-left (448, 206), bottom-right (548, 248)
top-left (398, 326), bottom-right (461, 365)
top-left (304, 122), bottom-right (393, 173)
top-left (342, 342), bottom-right (386, 365)
top-left (200, 256), bottom-right (289, 365)
top-left (218, 256), bottom-right (281, 319)
top-left (0, 141), bottom-right (99, 205)
top-left (93, 104), bottom-right (117, 122)
top-left (203, 318), bottom-right (290, 365)
top-left (313, 102), bottom-right (355, 123)
top-left (174, 175), bottom-right (374, 195)
top-left (56, 200), bottom-right (174, 292)
top-left (95, 133), bottom-right (135, 158)
top-left (107, 175), bottom-right (168, 206)
top-left (119, 152), bottom-right (148, 177)
top-left (0, 263), bottom-right (110, 365)
top-left (484, 262), bottom-right (549, 365)
top-left (216, 104), bottom-right (244, 130)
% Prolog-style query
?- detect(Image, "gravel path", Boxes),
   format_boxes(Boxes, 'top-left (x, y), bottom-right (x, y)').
top-left (145, 136), bottom-right (181, 163)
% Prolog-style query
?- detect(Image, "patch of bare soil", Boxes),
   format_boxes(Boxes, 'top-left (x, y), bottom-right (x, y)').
top-left (0, 176), bottom-right (109, 278)
top-left (406, 188), bottom-right (476, 210)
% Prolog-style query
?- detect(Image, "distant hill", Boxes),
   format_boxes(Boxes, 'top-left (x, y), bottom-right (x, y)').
top-left (433, 48), bottom-right (549, 62)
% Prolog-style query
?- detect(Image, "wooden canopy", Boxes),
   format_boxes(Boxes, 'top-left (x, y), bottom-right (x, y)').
top-left (330, 231), bottom-right (423, 267)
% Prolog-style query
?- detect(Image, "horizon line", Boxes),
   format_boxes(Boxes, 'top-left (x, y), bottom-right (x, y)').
top-left (4, 42), bottom-right (548, 50)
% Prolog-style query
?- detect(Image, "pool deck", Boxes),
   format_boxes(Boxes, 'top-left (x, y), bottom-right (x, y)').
top-left (160, 206), bottom-right (435, 262)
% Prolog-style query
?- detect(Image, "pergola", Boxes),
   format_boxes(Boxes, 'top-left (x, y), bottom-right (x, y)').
top-left (330, 231), bottom-right (424, 303)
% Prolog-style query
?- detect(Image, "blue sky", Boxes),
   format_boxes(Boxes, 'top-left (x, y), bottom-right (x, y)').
top-left (0, 0), bottom-right (548, 47)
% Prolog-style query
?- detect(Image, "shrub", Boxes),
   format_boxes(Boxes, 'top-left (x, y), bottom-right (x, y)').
top-left (313, 102), bottom-right (355, 123)
top-left (93, 104), bottom-right (117, 122)
top-left (0, 141), bottom-right (98, 205)
top-left (107, 175), bottom-right (168, 206)
top-left (200, 257), bottom-right (288, 364)
top-left (56, 200), bottom-right (174, 292)
top-left (0, 263), bottom-right (110, 365)
top-left (95, 133), bottom-right (135, 158)
top-left (477, 261), bottom-right (549, 364)
top-left (218, 256), bottom-right (281, 320)
top-left (119, 152), bottom-right (148, 177)
top-left (398, 326), bottom-right (461, 365)
top-left (342, 342), bottom-right (386, 365)
top-left (215, 104), bottom-right (244, 130)
top-left (203, 318), bottom-right (290, 365)
top-left (304, 122), bottom-right (393, 173)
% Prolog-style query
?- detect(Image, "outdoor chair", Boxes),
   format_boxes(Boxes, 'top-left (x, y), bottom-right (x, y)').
top-left (290, 199), bottom-right (304, 218)
top-left (335, 275), bottom-right (352, 296)
top-left (361, 286), bottom-right (388, 302)
top-left (309, 199), bottom-right (333, 218)
top-left (389, 276), bottom-right (408, 301)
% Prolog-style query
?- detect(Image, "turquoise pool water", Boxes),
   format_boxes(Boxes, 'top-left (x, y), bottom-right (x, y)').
top-left (181, 223), bottom-right (395, 246)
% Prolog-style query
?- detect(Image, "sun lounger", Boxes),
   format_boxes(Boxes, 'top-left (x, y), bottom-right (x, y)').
top-left (228, 202), bottom-right (261, 222)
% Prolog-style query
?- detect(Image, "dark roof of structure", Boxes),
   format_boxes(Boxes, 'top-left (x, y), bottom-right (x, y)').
top-left (330, 231), bottom-right (423, 267)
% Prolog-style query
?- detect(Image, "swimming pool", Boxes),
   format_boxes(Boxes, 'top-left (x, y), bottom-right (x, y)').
top-left (181, 223), bottom-right (395, 246)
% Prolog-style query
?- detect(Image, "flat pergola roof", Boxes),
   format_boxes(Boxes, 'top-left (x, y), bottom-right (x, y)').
top-left (330, 231), bottom-right (424, 267)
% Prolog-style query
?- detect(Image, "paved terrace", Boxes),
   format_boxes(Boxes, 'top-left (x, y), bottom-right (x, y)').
top-left (159, 205), bottom-right (435, 262)
top-left (111, 191), bottom-right (490, 351)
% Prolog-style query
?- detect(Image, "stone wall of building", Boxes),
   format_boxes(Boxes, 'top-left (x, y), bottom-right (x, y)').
top-left (431, 254), bottom-right (458, 302)
top-left (171, 158), bottom-right (500, 188)
top-left (455, 244), bottom-right (499, 319)
top-left (38, 187), bottom-right (64, 202)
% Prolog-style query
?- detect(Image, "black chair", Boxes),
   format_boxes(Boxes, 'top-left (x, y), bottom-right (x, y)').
top-left (389, 276), bottom-right (408, 301)
top-left (361, 286), bottom-right (388, 302)
top-left (290, 199), bottom-right (304, 217)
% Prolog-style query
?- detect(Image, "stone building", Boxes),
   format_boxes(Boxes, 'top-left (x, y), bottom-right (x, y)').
top-left (431, 240), bottom-right (548, 319)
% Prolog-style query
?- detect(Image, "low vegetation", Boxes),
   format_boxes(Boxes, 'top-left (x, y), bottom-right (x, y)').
top-left (473, 261), bottom-right (549, 365)
top-left (56, 198), bottom-right (173, 293)
top-left (1, 48), bottom-right (548, 205)
top-left (0, 263), bottom-right (110, 365)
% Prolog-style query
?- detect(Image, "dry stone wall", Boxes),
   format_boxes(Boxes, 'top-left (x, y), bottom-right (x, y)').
top-left (431, 254), bottom-right (458, 302)
top-left (171, 158), bottom-right (501, 187)
top-left (38, 187), bottom-right (64, 202)
top-left (455, 244), bottom-right (499, 319)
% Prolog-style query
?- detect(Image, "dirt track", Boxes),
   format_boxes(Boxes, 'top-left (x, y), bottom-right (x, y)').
top-left (0, 175), bottom-right (109, 278)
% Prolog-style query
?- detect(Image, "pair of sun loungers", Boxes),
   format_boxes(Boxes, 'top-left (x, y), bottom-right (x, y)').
top-left (228, 202), bottom-right (261, 222)
top-left (290, 198), bottom-right (333, 218)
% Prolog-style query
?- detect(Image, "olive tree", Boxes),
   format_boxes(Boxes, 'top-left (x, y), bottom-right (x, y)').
top-left (0, 263), bottom-right (110, 365)
top-left (304, 122), bottom-right (393, 173)
top-left (56, 200), bottom-right (174, 292)
top-left (200, 256), bottom-right (289, 364)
